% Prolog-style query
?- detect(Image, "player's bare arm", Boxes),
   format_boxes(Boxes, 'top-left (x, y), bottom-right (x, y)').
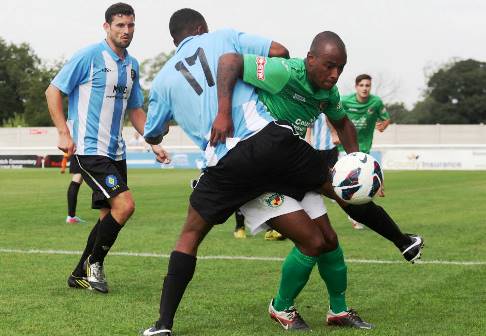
top-left (376, 119), bottom-right (391, 132)
top-left (45, 84), bottom-right (75, 155)
top-left (325, 116), bottom-right (341, 145)
top-left (211, 52), bottom-right (244, 146)
top-left (328, 116), bottom-right (359, 153)
top-left (129, 107), bottom-right (171, 164)
top-left (268, 41), bottom-right (289, 58)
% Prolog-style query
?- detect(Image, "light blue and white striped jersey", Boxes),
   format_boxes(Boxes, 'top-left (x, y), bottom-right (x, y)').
top-left (52, 40), bottom-right (144, 160)
top-left (312, 114), bottom-right (335, 150)
top-left (144, 29), bottom-right (275, 167)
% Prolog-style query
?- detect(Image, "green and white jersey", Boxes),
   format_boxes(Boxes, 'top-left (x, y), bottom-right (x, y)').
top-left (339, 93), bottom-right (390, 154)
top-left (243, 55), bottom-right (345, 137)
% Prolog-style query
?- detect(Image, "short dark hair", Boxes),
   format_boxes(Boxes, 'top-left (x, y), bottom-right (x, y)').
top-left (309, 31), bottom-right (346, 55)
top-left (355, 74), bottom-right (372, 85)
top-left (169, 8), bottom-right (206, 41)
top-left (105, 2), bottom-right (135, 24)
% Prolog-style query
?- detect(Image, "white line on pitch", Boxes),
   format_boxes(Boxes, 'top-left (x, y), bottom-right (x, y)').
top-left (1, 248), bottom-right (485, 266)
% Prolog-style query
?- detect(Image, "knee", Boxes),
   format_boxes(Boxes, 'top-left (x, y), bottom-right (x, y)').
top-left (124, 198), bottom-right (135, 218)
top-left (300, 236), bottom-right (327, 257)
top-left (114, 197), bottom-right (135, 221)
top-left (324, 232), bottom-right (339, 251)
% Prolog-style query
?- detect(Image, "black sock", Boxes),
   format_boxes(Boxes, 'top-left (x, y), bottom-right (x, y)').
top-left (344, 202), bottom-right (412, 248)
top-left (73, 219), bottom-right (100, 276)
top-left (90, 213), bottom-right (122, 264)
top-left (157, 251), bottom-right (197, 330)
top-left (67, 181), bottom-right (81, 217)
top-left (234, 209), bottom-right (245, 230)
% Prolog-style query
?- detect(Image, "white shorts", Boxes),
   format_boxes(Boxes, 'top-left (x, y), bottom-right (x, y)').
top-left (239, 192), bottom-right (327, 235)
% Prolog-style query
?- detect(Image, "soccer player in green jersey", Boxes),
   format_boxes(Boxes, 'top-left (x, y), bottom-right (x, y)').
top-left (215, 31), bottom-right (424, 328)
top-left (340, 74), bottom-right (390, 155)
top-left (339, 74), bottom-right (391, 229)
top-left (215, 35), bottom-right (422, 260)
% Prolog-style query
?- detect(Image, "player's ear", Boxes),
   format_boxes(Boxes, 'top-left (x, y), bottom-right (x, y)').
top-left (307, 51), bottom-right (315, 66)
top-left (103, 22), bottom-right (110, 33)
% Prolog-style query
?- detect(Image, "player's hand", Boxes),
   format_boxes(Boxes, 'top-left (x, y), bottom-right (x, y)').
top-left (58, 133), bottom-right (75, 156)
top-left (331, 133), bottom-right (341, 145)
top-left (210, 113), bottom-right (233, 146)
top-left (151, 145), bottom-right (171, 164)
top-left (376, 121), bottom-right (386, 132)
top-left (377, 183), bottom-right (385, 197)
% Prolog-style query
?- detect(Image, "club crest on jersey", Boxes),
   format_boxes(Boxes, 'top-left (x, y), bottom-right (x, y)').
top-left (367, 108), bottom-right (374, 115)
top-left (256, 56), bottom-right (266, 80)
top-left (131, 69), bottom-right (136, 80)
top-left (105, 175), bottom-right (118, 189)
top-left (264, 193), bottom-right (285, 208)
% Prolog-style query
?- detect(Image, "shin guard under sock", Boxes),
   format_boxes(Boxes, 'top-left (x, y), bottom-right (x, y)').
top-left (273, 247), bottom-right (318, 311)
top-left (90, 213), bottom-right (122, 264)
top-left (344, 202), bottom-right (411, 247)
top-left (67, 181), bottom-right (81, 217)
top-left (317, 245), bottom-right (347, 314)
top-left (158, 251), bottom-right (197, 329)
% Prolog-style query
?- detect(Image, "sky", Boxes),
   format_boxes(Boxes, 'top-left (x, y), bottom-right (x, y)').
top-left (1, 0), bottom-right (485, 107)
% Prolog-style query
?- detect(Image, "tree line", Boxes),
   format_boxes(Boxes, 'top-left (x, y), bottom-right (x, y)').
top-left (1, 38), bottom-right (485, 126)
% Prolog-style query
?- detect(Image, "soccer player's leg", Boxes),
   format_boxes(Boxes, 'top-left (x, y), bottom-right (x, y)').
top-left (70, 155), bottom-right (132, 293)
top-left (311, 212), bottom-right (373, 329)
top-left (143, 205), bottom-right (212, 336)
top-left (66, 173), bottom-right (85, 224)
top-left (318, 179), bottom-right (424, 263)
top-left (233, 209), bottom-right (246, 239)
top-left (267, 208), bottom-right (333, 331)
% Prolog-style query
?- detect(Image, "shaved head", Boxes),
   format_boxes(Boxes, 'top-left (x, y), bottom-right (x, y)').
top-left (309, 31), bottom-right (346, 56)
top-left (306, 31), bottom-right (347, 90)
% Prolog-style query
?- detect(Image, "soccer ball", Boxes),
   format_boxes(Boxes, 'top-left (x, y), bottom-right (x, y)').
top-left (331, 152), bottom-right (384, 205)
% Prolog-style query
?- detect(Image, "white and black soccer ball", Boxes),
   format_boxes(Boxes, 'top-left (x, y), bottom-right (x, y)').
top-left (331, 152), bottom-right (384, 205)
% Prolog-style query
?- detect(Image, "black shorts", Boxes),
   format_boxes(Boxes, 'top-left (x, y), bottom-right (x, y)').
top-left (321, 147), bottom-right (339, 170)
top-left (190, 121), bottom-right (331, 224)
top-left (69, 156), bottom-right (82, 174)
top-left (74, 155), bottom-right (129, 209)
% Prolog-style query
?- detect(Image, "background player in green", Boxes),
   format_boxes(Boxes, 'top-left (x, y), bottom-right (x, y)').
top-left (339, 73), bottom-right (390, 154)
top-left (339, 73), bottom-right (391, 228)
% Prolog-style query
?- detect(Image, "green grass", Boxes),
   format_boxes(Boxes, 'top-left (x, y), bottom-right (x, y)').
top-left (0, 169), bottom-right (485, 335)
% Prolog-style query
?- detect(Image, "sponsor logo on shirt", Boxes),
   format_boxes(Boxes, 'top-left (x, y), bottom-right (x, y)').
top-left (113, 85), bottom-right (128, 94)
top-left (264, 193), bottom-right (285, 208)
top-left (256, 56), bottom-right (266, 80)
top-left (292, 93), bottom-right (306, 103)
top-left (101, 67), bottom-right (112, 72)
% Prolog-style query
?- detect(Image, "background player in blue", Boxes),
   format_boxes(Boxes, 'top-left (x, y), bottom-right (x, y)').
top-left (46, 3), bottom-right (169, 294)
top-left (142, 9), bottom-right (362, 336)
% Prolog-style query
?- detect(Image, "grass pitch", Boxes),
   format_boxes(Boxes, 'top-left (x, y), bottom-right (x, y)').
top-left (0, 169), bottom-right (485, 336)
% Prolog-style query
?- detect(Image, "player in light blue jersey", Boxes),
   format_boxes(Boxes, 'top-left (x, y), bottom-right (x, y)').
top-left (308, 114), bottom-right (339, 151)
top-left (46, 3), bottom-right (169, 294)
top-left (144, 30), bottom-right (275, 167)
top-left (141, 9), bottom-right (359, 336)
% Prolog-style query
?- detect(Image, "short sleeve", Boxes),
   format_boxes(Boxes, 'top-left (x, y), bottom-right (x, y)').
top-left (51, 50), bottom-right (92, 95)
top-left (127, 62), bottom-right (144, 109)
top-left (234, 30), bottom-right (272, 56)
top-left (243, 55), bottom-right (291, 94)
top-left (376, 98), bottom-right (390, 120)
top-left (144, 89), bottom-right (172, 141)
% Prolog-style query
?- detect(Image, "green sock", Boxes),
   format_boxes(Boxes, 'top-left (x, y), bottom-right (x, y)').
top-left (273, 247), bottom-right (317, 311)
top-left (317, 245), bottom-right (348, 314)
